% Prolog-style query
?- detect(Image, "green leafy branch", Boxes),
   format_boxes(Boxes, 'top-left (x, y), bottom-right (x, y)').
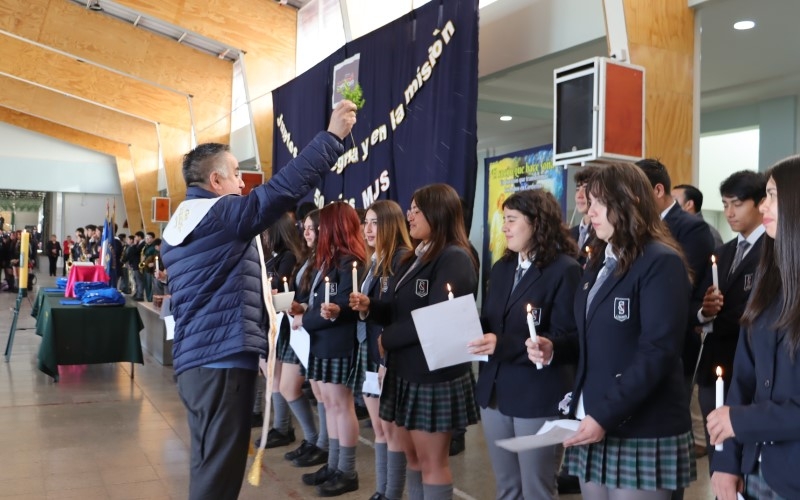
top-left (338, 81), bottom-right (365, 109)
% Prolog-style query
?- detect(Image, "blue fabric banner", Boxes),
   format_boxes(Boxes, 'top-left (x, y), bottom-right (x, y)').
top-left (272, 0), bottom-right (479, 211)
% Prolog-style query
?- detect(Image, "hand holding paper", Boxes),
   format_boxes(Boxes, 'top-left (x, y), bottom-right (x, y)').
top-left (496, 419), bottom-right (579, 452)
top-left (411, 294), bottom-right (487, 370)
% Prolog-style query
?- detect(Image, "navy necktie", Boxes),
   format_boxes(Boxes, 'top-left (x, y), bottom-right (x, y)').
top-left (586, 257), bottom-right (617, 314)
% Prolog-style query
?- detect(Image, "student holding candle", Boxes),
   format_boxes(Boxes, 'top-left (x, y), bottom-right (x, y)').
top-left (351, 200), bottom-right (413, 500)
top-left (708, 157), bottom-right (800, 500)
top-left (297, 201), bottom-right (366, 496)
top-left (528, 162), bottom-right (696, 499)
top-left (691, 170), bottom-right (766, 459)
top-left (468, 189), bottom-right (580, 499)
top-left (350, 184), bottom-right (479, 500)
top-left (570, 166), bottom-right (600, 267)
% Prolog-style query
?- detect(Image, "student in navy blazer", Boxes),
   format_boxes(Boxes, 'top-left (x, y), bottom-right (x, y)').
top-left (530, 163), bottom-right (696, 499)
top-left (690, 170), bottom-right (766, 457)
top-left (357, 200), bottom-right (412, 500)
top-left (708, 157), bottom-right (800, 500)
top-left (569, 166), bottom-right (600, 267)
top-left (297, 202), bottom-right (366, 496)
top-left (469, 189), bottom-right (581, 500)
top-left (350, 184), bottom-right (479, 500)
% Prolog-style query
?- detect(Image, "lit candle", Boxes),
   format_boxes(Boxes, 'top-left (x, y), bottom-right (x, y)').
top-left (283, 276), bottom-right (289, 293)
top-left (527, 304), bottom-right (543, 369)
top-left (447, 283), bottom-right (454, 300)
top-left (352, 261), bottom-right (358, 291)
top-left (324, 276), bottom-right (330, 304)
top-left (585, 245), bottom-right (591, 259)
top-left (711, 255), bottom-right (719, 290)
top-left (155, 256), bottom-right (159, 271)
top-left (715, 366), bottom-right (724, 451)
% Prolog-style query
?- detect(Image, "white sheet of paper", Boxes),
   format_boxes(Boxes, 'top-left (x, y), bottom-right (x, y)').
top-left (362, 371), bottom-right (381, 396)
top-left (164, 315), bottom-right (175, 341)
top-left (495, 419), bottom-right (580, 452)
top-left (410, 294), bottom-right (488, 371)
top-left (288, 320), bottom-right (311, 369)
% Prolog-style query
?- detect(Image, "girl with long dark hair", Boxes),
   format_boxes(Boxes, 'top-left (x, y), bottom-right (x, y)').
top-left (708, 156), bottom-right (800, 500)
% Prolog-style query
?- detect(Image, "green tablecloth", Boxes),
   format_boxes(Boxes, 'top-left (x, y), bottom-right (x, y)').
top-left (31, 288), bottom-right (65, 318)
top-left (35, 295), bottom-right (144, 381)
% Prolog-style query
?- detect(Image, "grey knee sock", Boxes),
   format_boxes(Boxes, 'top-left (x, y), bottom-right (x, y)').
top-left (423, 483), bottom-right (453, 500)
top-left (407, 469), bottom-right (423, 500)
top-left (317, 402), bottom-right (329, 450)
top-left (374, 442), bottom-right (388, 494)
top-left (327, 438), bottom-right (340, 471)
top-left (271, 392), bottom-right (291, 433)
top-left (384, 450), bottom-right (407, 500)
top-left (338, 445), bottom-right (357, 473)
top-left (288, 396), bottom-right (318, 444)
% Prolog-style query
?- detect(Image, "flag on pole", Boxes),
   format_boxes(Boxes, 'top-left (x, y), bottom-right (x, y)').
top-left (100, 201), bottom-right (114, 281)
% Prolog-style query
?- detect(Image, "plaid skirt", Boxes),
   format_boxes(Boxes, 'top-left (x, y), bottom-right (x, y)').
top-left (306, 354), bottom-right (354, 386)
top-left (565, 430), bottom-right (696, 491)
top-left (348, 340), bottom-right (381, 398)
top-left (379, 369), bottom-right (480, 433)
top-left (744, 464), bottom-right (787, 500)
top-left (276, 326), bottom-right (300, 365)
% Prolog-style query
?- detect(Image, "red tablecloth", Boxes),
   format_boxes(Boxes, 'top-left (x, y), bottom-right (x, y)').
top-left (64, 265), bottom-right (110, 298)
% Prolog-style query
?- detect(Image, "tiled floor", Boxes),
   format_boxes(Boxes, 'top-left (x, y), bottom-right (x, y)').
top-left (0, 274), bottom-right (715, 499)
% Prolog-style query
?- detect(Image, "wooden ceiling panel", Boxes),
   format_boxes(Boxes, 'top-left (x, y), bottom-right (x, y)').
top-left (115, 155), bottom-right (145, 233)
top-left (0, 75), bottom-right (158, 149)
top-left (0, 0), bottom-right (48, 41)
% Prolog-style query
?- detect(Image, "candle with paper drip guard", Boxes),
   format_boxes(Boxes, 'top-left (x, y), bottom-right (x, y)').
top-left (352, 261), bottom-right (358, 291)
top-left (324, 276), bottom-right (330, 305)
top-left (715, 366), bottom-right (724, 451)
top-left (527, 304), bottom-right (543, 369)
top-left (447, 283), bottom-right (454, 300)
top-left (711, 255), bottom-right (719, 290)
top-left (282, 277), bottom-right (289, 293)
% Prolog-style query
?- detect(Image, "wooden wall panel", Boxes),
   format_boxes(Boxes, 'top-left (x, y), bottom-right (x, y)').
top-left (115, 155), bottom-right (144, 234)
top-left (129, 145), bottom-right (160, 235)
top-left (0, 76), bottom-right (158, 149)
top-left (623, 0), bottom-right (695, 185)
top-left (158, 124), bottom-right (193, 209)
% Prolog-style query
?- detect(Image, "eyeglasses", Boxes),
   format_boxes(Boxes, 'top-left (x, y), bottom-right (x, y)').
top-left (406, 208), bottom-right (421, 219)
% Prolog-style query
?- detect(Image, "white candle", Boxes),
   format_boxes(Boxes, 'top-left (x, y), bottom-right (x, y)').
top-left (447, 283), bottom-right (454, 300)
top-left (715, 366), bottom-right (724, 451)
top-left (352, 261), bottom-right (358, 291)
top-left (711, 255), bottom-right (719, 290)
top-left (527, 304), bottom-right (543, 369)
top-left (324, 276), bottom-right (330, 304)
top-left (282, 276), bottom-right (289, 293)
top-left (155, 256), bottom-right (159, 270)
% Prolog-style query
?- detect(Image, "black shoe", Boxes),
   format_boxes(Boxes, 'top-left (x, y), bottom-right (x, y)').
top-left (556, 473), bottom-right (581, 495)
top-left (293, 446), bottom-right (329, 467)
top-left (302, 465), bottom-right (335, 486)
top-left (448, 433), bottom-right (465, 456)
top-left (285, 440), bottom-right (317, 461)
top-left (368, 492), bottom-right (388, 500)
top-left (316, 470), bottom-right (359, 497)
top-left (251, 413), bottom-right (264, 428)
top-left (254, 428), bottom-right (296, 448)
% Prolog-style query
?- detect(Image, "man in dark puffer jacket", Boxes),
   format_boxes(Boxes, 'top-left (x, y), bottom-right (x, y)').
top-left (161, 101), bottom-right (356, 500)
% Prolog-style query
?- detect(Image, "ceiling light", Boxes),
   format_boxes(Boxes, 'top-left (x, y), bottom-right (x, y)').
top-left (500, 115), bottom-right (513, 122)
top-left (88, 0), bottom-right (103, 11)
top-left (733, 20), bottom-right (755, 30)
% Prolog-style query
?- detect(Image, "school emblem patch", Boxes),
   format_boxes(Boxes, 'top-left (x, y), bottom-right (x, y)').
top-left (613, 297), bottom-right (630, 322)
top-left (415, 279), bottom-right (429, 297)
top-left (531, 307), bottom-right (542, 326)
top-left (329, 283), bottom-right (338, 295)
top-left (744, 273), bottom-right (753, 292)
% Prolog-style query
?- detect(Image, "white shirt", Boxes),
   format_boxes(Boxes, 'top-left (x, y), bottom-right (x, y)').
top-left (660, 200), bottom-right (677, 220)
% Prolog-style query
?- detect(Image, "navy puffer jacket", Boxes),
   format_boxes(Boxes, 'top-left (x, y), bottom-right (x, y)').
top-left (162, 132), bottom-right (343, 375)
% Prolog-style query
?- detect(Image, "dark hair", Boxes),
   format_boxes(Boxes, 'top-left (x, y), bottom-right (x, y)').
top-left (316, 202), bottom-right (367, 272)
top-left (182, 143), bottom-right (230, 187)
top-left (117, 233), bottom-right (126, 239)
top-left (135, 231), bottom-right (145, 239)
top-left (719, 170), bottom-right (767, 204)
top-left (673, 184), bottom-right (703, 212)
top-left (86, 224), bottom-right (97, 231)
top-left (404, 184), bottom-right (478, 272)
top-left (574, 165), bottom-right (601, 185)
top-left (299, 210), bottom-right (320, 294)
top-left (366, 200), bottom-right (413, 280)
top-left (635, 158), bottom-right (672, 193)
top-left (75, 228), bottom-right (85, 235)
top-left (742, 156), bottom-right (800, 358)
top-left (502, 189), bottom-right (578, 266)
top-left (586, 162), bottom-right (690, 279)
top-left (296, 202), bottom-right (318, 222)
top-left (153, 238), bottom-right (162, 246)
top-left (264, 213), bottom-right (306, 263)
top-left (146, 232), bottom-right (155, 238)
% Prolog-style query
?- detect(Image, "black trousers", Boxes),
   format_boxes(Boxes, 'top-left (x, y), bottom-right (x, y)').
top-left (48, 255), bottom-right (58, 276)
top-left (177, 367), bottom-right (257, 500)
